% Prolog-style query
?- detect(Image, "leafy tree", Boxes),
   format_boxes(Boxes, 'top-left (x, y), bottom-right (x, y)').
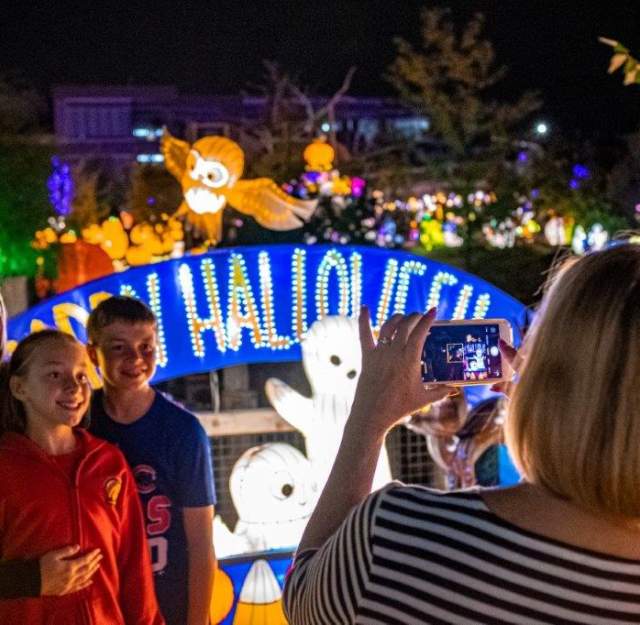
top-left (126, 163), bottom-right (182, 223)
top-left (240, 60), bottom-right (356, 181)
top-left (65, 164), bottom-right (106, 231)
top-left (0, 140), bottom-right (54, 277)
top-left (388, 8), bottom-right (541, 159)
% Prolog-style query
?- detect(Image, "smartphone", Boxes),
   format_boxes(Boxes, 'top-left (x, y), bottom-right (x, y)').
top-left (421, 319), bottom-right (513, 386)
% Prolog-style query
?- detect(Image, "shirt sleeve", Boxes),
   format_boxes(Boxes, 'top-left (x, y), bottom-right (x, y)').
top-left (0, 559), bottom-right (40, 598)
top-left (283, 484), bottom-right (395, 625)
top-left (174, 418), bottom-right (216, 508)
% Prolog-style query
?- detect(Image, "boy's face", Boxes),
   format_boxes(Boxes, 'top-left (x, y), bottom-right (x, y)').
top-left (88, 321), bottom-right (157, 391)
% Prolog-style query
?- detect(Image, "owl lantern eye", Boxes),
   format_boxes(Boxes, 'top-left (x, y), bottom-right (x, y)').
top-left (200, 160), bottom-right (230, 189)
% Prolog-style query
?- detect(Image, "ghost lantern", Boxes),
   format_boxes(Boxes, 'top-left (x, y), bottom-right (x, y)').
top-left (214, 442), bottom-right (315, 556)
top-left (162, 131), bottom-right (317, 244)
top-left (266, 316), bottom-right (392, 496)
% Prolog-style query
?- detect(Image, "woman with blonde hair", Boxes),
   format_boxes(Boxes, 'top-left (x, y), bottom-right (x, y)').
top-left (284, 244), bottom-right (640, 625)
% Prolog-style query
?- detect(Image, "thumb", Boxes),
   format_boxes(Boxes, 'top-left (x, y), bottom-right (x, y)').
top-left (51, 545), bottom-right (80, 560)
top-left (422, 384), bottom-right (458, 405)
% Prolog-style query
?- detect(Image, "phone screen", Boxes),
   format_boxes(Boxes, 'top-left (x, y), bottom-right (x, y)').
top-left (421, 323), bottom-right (502, 383)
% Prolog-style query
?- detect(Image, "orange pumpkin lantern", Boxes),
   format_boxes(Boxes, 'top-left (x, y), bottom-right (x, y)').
top-left (303, 138), bottom-right (335, 172)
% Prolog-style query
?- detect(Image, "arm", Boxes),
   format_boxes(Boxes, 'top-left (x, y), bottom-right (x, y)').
top-left (184, 506), bottom-right (216, 625)
top-left (298, 308), bottom-right (451, 552)
top-left (283, 486), bottom-right (388, 625)
top-left (175, 418), bottom-right (217, 625)
top-left (0, 560), bottom-right (40, 598)
top-left (117, 465), bottom-right (165, 625)
top-left (0, 547), bottom-right (102, 599)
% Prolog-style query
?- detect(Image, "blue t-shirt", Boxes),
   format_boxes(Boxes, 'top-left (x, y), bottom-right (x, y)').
top-left (90, 390), bottom-right (216, 625)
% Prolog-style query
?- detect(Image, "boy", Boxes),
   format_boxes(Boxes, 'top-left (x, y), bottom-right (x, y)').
top-left (87, 296), bottom-right (216, 625)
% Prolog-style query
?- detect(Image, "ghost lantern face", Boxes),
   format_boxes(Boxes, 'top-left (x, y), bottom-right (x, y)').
top-left (302, 317), bottom-right (362, 395)
top-left (229, 443), bottom-right (316, 524)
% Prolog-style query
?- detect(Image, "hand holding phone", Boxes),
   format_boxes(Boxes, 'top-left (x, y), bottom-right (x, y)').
top-left (421, 319), bottom-right (514, 386)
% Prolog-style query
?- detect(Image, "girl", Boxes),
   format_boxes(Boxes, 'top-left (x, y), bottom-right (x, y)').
top-left (0, 329), bottom-right (164, 625)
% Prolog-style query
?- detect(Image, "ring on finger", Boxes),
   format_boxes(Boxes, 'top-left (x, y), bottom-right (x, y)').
top-left (378, 336), bottom-right (393, 346)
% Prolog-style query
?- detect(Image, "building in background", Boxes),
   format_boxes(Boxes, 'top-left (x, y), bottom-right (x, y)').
top-left (52, 85), bottom-right (429, 168)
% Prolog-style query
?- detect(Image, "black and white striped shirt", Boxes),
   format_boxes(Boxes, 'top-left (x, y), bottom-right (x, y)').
top-left (283, 484), bottom-right (640, 624)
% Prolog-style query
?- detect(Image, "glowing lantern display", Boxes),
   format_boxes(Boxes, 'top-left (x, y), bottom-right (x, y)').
top-left (303, 137), bottom-right (335, 172)
top-left (266, 316), bottom-right (392, 497)
top-left (210, 567), bottom-right (235, 624)
top-left (232, 560), bottom-right (287, 625)
top-left (544, 216), bottom-right (571, 246)
top-left (214, 443), bottom-right (315, 557)
top-left (162, 131), bottom-right (317, 244)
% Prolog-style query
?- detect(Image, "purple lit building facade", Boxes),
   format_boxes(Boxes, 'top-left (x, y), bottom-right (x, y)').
top-left (52, 85), bottom-right (429, 168)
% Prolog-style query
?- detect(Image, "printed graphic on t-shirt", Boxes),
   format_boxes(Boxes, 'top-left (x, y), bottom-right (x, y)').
top-left (134, 463), bottom-right (173, 574)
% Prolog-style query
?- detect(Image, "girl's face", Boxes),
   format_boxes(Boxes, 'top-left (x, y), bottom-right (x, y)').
top-left (10, 339), bottom-right (91, 432)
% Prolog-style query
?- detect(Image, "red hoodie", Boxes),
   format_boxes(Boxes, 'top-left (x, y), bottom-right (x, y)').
top-left (0, 429), bottom-right (165, 625)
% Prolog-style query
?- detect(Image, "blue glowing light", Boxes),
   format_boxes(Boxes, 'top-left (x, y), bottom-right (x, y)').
top-left (136, 153), bottom-right (165, 164)
top-left (47, 156), bottom-right (74, 216)
top-left (572, 164), bottom-right (590, 180)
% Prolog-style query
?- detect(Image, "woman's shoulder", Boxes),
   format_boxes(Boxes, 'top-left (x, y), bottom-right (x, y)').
top-left (374, 482), bottom-right (488, 510)
top-left (365, 482), bottom-right (491, 532)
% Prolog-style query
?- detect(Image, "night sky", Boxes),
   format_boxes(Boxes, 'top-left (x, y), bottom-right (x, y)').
top-left (3, 1), bottom-right (640, 139)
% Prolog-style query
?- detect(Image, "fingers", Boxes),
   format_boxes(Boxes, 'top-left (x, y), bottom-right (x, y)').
top-left (422, 384), bottom-right (458, 405)
top-left (65, 550), bottom-right (103, 595)
top-left (52, 544), bottom-right (81, 560)
top-left (358, 306), bottom-right (375, 353)
top-left (498, 339), bottom-right (519, 368)
top-left (408, 308), bottom-right (437, 358)
top-left (74, 549), bottom-right (102, 576)
top-left (393, 312), bottom-right (424, 345)
top-left (377, 313), bottom-right (404, 345)
top-left (61, 580), bottom-right (93, 596)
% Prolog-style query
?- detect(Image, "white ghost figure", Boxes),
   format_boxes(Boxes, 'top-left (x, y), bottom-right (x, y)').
top-left (265, 315), bottom-right (392, 498)
top-left (214, 443), bottom-right (315, 557)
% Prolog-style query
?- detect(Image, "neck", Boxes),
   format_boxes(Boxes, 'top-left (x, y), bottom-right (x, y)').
top-left (26, 424), bottom-right (77, 456)
top-left (102, 384), bottom-right (155, 424)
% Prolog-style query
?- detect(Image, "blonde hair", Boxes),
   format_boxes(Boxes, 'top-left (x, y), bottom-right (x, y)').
top-left (506, 244), bottom-right (640, 518)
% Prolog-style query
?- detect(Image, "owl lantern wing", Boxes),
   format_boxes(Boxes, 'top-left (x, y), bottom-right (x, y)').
top-left (160, 129), bottom-right (190, 180)
top-left (225, 179), bottom-right (317, 230)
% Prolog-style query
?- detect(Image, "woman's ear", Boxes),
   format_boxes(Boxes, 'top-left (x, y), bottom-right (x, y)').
top-left (9, 375), bottom-right (25, 402)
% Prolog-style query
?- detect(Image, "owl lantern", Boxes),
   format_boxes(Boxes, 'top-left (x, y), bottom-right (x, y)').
top-left (161, 130), bottom-right (317, 244)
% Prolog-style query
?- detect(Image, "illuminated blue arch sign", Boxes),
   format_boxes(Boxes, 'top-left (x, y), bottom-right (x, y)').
top-left (7, 245), bottom-right (527, 382)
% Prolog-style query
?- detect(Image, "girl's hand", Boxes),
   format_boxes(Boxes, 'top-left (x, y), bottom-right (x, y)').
top-left (40, 546), bottom-right (102, 596)
top-left (490, 339), bottom-right (519, 396)
top-left (349, 307), bottom-right (455, 436)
